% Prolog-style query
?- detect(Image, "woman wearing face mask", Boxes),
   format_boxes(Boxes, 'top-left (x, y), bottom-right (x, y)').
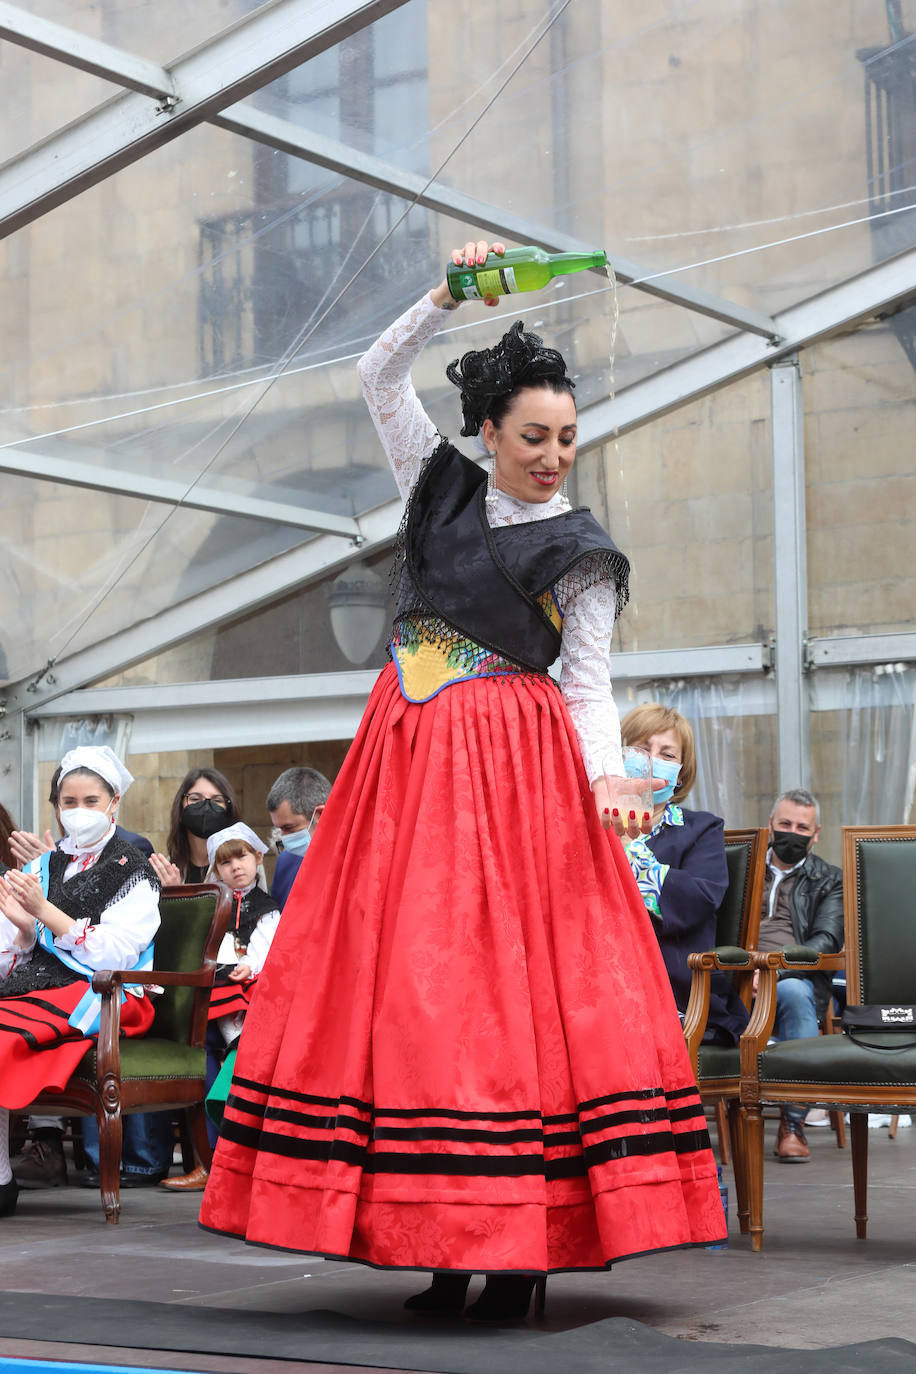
top-left (619, 705), bottom-right (749, 1048)
top-left (0, 746), bottom-right (160, 1217)
top-left (149, 768), bottom-right (241, 887)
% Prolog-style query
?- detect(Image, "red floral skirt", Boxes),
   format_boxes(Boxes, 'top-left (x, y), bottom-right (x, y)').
top-left (0, 983), bottom-right (155, 1109)
top-left (199, 664), bottom-right (725, 1271)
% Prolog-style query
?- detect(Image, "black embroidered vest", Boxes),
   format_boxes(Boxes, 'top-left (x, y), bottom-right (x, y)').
top-left (231, 886), bottom-right (279, 951)
top-left (393, 440), bottom-right (630, 673)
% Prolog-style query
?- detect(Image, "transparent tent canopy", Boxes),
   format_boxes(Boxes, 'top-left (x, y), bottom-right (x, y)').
top-left (1, 0), bottom-right (915, 845)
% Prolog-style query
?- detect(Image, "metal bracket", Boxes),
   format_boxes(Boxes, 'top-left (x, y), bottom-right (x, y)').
top-left (762, 638), bottom-right (776, 673)
top-left (155, 93), bottom-right (180, 116)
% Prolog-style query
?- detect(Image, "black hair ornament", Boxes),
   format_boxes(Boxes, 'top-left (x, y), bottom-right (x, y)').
top-left (446, 320), bottom-right (574, 437)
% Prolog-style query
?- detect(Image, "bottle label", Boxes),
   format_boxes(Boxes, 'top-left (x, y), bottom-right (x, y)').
top-left (458, 265), bottom-right (519, 299)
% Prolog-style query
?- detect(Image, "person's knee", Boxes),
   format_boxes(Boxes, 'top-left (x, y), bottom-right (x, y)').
top-left (777, 977), bottom-right (815, 1011)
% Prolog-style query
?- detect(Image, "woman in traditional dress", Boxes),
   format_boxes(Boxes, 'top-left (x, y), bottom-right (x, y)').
top-left (0, 746), bottom-right (160, 1216)
top-left (199, 242), bottom-right (726, 1319)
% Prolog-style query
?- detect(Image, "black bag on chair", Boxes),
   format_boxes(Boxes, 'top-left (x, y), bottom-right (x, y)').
top-left (841, 1004), bottom-right (916, 1048)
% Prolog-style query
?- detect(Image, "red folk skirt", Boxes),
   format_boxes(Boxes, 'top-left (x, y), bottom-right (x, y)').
top-left (208, 980), bottom-right (255, 1022)
top-left (199, 663), bottom-right (725, 1271)
top-left (0, 983), bottom-right (155, 1110)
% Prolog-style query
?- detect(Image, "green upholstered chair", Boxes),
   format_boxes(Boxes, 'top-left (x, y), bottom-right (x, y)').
top-left (682, 827), bottom-right (767, 1233)
top-left (28, 883), bottom-right (232, 1223)
top-left (739, 826), bottom-right (916, 1251)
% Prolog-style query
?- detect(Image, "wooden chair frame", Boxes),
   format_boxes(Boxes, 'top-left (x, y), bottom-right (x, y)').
top-left (27, 883), bottom-right (232, 1224)
top-left (682, 826), bottom-right (767, 1233)
top-left (738, 826), bottom-right (916, 1250)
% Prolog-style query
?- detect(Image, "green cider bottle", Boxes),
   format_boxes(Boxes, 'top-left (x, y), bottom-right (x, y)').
top-left (446, 245), bottom-right (607, 302)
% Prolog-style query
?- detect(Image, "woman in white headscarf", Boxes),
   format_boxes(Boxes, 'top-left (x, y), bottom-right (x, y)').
top-left (0, 746), bottom-right (161, 1217)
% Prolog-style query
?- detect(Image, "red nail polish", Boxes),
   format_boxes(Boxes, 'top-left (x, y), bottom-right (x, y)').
top-left (629, 810), bottom-right (636, 819)
top-left (612, 808), bottom-right (620, 818)
top-left (603, 808), bottom-right (610, 815)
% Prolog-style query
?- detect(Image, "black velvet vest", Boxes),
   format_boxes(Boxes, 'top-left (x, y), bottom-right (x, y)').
top-left (395, 440), bottom-right (629, 672)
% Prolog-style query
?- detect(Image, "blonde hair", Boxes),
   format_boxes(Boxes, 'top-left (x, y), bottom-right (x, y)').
top-left (620, 702), bottom-right (697, 805)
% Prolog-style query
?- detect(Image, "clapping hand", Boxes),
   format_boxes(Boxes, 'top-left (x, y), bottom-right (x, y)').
top-left (0, 876), bottom-right (37, 946)
top-left (150, 853), bottom-right (182, 887)
top-left (8, 829), bottom-right (55, 867)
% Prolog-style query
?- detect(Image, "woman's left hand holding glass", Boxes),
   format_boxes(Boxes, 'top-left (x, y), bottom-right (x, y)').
top-left (592, 776), bottom-right (651, 839)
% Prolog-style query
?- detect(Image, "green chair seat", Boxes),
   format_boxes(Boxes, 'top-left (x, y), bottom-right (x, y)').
top-left (697, 1044), bottom-right (740, 1081)
top-left (757, 1033), bottom-right (916, 1088)
top-left (76, 1039), bottom-right (206, 1083)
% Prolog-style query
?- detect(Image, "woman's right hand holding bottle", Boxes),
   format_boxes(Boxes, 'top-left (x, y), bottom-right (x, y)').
top-left (431, 240), bottom-right (506, 310)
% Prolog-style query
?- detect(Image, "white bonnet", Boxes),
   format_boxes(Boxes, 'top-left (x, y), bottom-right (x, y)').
top-left (59, 745), bottom-right (133, 797)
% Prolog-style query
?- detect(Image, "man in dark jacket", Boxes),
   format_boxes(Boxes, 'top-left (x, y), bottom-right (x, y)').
top-left (758, 787), bottom-right (843, 1161)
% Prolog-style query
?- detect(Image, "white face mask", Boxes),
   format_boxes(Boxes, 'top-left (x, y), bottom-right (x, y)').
top-left (60, 806), bottom-right (114, 850)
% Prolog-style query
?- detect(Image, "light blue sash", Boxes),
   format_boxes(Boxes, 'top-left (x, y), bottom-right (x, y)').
top-left (27, 851), bottom-right (155, 1037)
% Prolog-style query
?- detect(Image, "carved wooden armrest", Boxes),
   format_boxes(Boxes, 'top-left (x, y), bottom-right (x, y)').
top-left (683, 947), bottom-right (753, 1077)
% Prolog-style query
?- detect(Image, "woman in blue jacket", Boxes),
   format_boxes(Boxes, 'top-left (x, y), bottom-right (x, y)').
top-left (620, 704), bottom-right (748, 1046)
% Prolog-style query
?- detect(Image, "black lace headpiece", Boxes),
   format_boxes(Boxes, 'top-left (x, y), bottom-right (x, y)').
top-left (445, 321), bottom-right (575, 437)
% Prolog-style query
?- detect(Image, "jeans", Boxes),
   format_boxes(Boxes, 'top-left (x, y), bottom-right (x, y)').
top-left (82, 1111), bottom-right (174, 1179)
top-left (773, 977), bottom-right (819, 1129)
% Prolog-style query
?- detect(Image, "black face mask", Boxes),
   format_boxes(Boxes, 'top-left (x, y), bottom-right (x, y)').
top-left (181, 798), bottom-right (228, 839)
top-left (771, 829), bottom-right (811, 866)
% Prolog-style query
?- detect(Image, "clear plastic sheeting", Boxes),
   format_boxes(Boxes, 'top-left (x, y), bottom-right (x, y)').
top-left (804, 310), bottom-right (916, 639)
top-left (0, 0), bottom-right (913, 754)
top-left (430, 0), bottom-right (916, 315)
top-left (0, 45), bottom-right (120, 164)
top-left (10, 0), bottom-right (271, 65)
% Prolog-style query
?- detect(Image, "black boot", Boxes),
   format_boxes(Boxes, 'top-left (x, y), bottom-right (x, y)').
top-left (404, 1271), bottom-right (471, 1314)
top-left (0, 1178), bottom-right (19, 1217)
top-left (464, 1274), bottom-right (545, 1323)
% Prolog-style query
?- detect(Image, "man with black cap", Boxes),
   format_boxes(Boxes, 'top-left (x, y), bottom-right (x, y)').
top-left (757, 788), bottom-right (843, 1161)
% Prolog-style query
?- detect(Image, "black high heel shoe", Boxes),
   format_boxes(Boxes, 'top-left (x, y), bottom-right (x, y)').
top-left (0, 1178), bottom-right (19, 1218)
top-left (404, 1271), bottom-right (471, 1314)
top-left (464, 1274), bottom-right (546, 1323)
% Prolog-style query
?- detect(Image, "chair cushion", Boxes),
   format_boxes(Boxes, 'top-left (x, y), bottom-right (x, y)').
top-left (698, 1044), bottom-right (739, 1081)
top-left (758, 1034), bottom-right (916, 1087)
top-left (76, 1040), bottom-right (205, 1082)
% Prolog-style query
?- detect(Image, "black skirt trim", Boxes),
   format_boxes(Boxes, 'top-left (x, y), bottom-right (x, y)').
top-left (230, 1074), bottom-right (701, 1123)
top-left (219, 1116), bottom-right (712, 1180)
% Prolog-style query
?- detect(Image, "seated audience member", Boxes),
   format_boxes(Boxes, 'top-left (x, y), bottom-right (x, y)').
top-left (9, 766), bottom-right (154, 868)
top-left (759, 787), bottom-right (842, 1162)
top-left (620, 704), bottom-right (749, 1047)
top-left (161, 823), bottom-right (280, 1192)
top-left (0, 746), bottom-right (160, 1217)
top-left (149, 768), bottom-right (241, 887)
top-left (7, 767), bottom-right (168, 1190)
top-left (266, 767), bottom-right (331, 908)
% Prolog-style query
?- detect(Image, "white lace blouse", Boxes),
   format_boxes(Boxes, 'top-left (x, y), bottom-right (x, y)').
top-left (357, 292), bottom-right (623, 784)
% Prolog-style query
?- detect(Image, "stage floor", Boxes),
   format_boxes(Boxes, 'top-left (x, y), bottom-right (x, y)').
top-left (0, 1115), bottom-right (914, 1373)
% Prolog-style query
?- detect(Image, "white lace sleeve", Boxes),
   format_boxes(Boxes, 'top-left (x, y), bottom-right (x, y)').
top-left (559, 580), bottom-right (623, 786)
top-left (357, 292), bottom-right (455, 500)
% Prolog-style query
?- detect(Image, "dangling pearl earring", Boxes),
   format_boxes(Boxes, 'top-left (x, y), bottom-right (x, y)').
top-left (486, 450), bottom-right (499, 508)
